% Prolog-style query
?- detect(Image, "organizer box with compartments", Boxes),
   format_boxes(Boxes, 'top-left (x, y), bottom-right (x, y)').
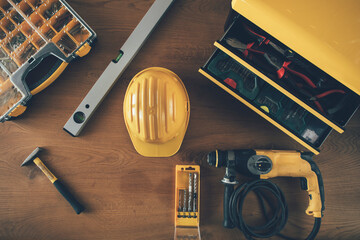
top-left (199, 0), bottom-right (360, 154)
top-left (0, 0), bottom-right (96, 122)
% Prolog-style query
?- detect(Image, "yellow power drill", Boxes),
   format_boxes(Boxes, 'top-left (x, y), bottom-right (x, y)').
top-left (207, 149), bottom-right (324, 240)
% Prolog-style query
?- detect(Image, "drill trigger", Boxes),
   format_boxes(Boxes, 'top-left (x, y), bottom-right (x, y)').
top-left (300, 177), bottom-right (308, 190)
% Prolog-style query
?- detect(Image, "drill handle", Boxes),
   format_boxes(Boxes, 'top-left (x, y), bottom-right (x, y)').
top-left (259, 151), bottom-right (325, 218)
top-left (223, 183), bottom-right (235, 228)
top-left (304, 172), bottom-right (324, 218)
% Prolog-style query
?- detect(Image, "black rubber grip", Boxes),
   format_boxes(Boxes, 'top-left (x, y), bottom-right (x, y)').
top-left (53, 180), bottom-right (84, 214)
top-left (223, 184), bottom-right (235, 228)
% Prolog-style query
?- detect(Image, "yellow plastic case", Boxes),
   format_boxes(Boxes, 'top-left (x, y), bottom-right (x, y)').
top-left (0, 0), bottom-right (96, 122)
top-left (231, 0), bottom-right (360, 96)
top-left (174, 165), bottom-right (201, 240)
top-left (199, 0), bottom-right (360, 154)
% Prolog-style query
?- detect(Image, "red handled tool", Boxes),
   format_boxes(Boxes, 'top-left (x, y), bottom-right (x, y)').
top-left (226, 25), bottom-right (346, 114)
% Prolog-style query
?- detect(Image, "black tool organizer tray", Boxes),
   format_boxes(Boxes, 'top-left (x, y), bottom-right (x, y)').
top-left (218, 16), bottom-right (360, 130)
top-left (199, 15), bottom-right (360, 154)
top-left (200, 49), bottom-right (332, 154)
top-left (0, 0), bottom-right (96, 122)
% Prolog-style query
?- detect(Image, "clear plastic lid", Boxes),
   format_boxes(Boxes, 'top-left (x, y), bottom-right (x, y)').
top-left (0, 0), bottom-right (94, 120)
top-left (0, 68), bottom-right (23, 117)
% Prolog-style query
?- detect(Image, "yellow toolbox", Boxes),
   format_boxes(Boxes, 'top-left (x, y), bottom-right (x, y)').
top-left (199, 0), bottom-right (360, 154)
top-left (0, 0), bottom-right (96, 122)
top-left (174, 165), bottom-right (201, 240)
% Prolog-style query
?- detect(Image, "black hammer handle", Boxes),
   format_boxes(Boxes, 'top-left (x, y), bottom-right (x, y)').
top-left (53, 180), bottom-right (84, 214)
top-left (223, 183), bottom-right (235, 228)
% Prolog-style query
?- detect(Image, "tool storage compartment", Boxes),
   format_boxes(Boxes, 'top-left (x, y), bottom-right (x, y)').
top-left (0, 0), bottom-right (96, 122)
top-left (217, 15), bottom-right (360, 130)
top-left (200, 49), bottom-right (333, 154)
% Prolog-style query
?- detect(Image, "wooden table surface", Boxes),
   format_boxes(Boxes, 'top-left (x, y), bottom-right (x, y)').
top-left (1, 0), bottom-right (359, 239)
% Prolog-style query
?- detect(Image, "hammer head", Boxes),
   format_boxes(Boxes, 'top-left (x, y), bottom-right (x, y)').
top-left (21, 147), bottom-right (42, 166)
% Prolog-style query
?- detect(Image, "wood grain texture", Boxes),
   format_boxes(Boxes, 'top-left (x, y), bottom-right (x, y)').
top-left (1, 0), bottom-right (360, 239)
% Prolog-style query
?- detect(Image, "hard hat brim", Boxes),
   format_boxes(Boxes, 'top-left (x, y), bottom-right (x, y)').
top-left (129, 129), bottom-right (188, 157)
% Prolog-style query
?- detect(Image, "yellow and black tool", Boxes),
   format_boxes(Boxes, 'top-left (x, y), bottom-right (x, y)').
top-left (21, 147), bottom-right (84, 214)
top-left (207, 149), bottom-right (324, 240)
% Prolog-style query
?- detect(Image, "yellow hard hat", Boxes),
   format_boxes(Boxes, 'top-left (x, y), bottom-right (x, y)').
top-left (123, 67), bottom-right (190, 157)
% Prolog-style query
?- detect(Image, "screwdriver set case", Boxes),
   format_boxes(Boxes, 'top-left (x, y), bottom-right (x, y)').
top-left (0, 0), bottom-right (96, 122)
top-left (174, 165), bottom-right (201, 240)
top-left (199, 0), bottom-right (360, 154)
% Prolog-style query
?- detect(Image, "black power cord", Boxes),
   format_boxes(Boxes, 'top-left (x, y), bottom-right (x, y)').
top-left (228, 179), bottom-right (321, 240)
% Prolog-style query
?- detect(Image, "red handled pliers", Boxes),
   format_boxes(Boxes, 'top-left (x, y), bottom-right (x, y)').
top-left (240, 24), bottom-right (346, 114)
top-left (225, 37), bottom-right (265, 58)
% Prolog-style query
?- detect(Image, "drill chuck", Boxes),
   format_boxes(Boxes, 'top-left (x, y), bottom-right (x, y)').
top-left (206, 151), bottom-right (216, 166)
top-left (207, 149), bottom-right (270, 176)
top-left (207, 150), bottom-right (227, 167)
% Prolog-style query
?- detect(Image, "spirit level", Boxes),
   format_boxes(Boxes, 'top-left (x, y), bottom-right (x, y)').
top-left (64, 0), bottom-right (175, 136)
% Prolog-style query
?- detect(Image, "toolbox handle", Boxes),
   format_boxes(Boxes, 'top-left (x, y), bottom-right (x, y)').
top-left (21, 52), bottom-right (69, 96)
top-left (27, 57), bottom-right (69, 95)
top-left (7, 56), bottom-right (68, 119)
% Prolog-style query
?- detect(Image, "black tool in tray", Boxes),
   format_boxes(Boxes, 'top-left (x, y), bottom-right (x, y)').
top-left (201, 49), bottom-right (332, 150)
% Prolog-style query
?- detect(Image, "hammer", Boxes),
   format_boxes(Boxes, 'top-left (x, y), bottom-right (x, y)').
top-left (21, 147), bottom-right (84, 214)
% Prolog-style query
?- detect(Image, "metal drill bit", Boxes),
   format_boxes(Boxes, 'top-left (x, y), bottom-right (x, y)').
top-left (183, 188), bottom-right (187, 212)
top-left (193, 173), bottom-right (198, 212)
top-left (178, 189), bottom-right (183, 212)
top-left (188, 173), bottom-right (193, 212)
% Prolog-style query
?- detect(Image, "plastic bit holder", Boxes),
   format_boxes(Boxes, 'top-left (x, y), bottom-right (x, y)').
top-left (174, 165), bottom-right (201, 240)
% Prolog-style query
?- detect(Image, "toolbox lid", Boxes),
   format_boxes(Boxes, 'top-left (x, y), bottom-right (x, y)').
top-left (232, 0), bottom-right (360, 95)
